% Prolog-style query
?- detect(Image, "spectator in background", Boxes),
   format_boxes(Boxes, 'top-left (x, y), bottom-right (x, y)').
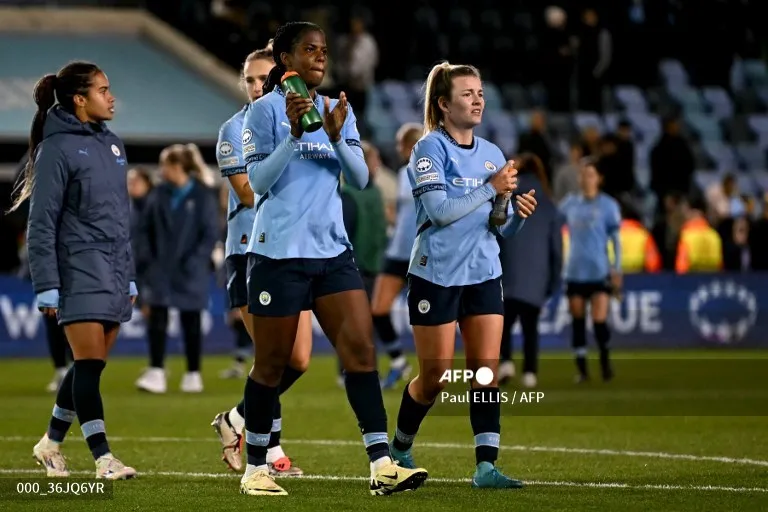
top-left (134, 144), bottom-right (219, 394)
top-left (541, 6), bottom-right (574, 112)
top-left (750, 194), bottom-right (768, 270)
top-left (721, 216), bottom-right (752, 272)
top-left (599, 134), bottom-right (637, 201)
top-left (675, 195), bottom-right (722, 273)
top-left (705, 173), bottom-right (746, 224)
top-left (575, 7), bottom-right (612, 112)
top-left (127, 167), bottom-right (154, 316)
top-left (335, 13), bottom-right (378, 131)
top-left (650, 116), bottom-right (695, 210)
top-left (580, 125), bottom-right (601, 157)
top-left (517, 110), bottom-right (553, 182)
top-left (618, 203), bottom-right (661, 273)
top-left (651, 192), bottom-right (685, 271)
top-left (614, 119), bottom-right (635, 181)
top-left (497, 154), bottom-right (562, 389)
top-left (553, 141), bottom-right (583, 201)
top-left (341, 141), bottom-right (388, 298)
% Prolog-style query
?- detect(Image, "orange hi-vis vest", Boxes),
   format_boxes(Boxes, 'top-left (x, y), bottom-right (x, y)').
top-left (562, 220), bottom-right (661, 273)
top-left (618, 219), bottom-right (661, 273)
top-left (675, 217), bottom-right (723, 274)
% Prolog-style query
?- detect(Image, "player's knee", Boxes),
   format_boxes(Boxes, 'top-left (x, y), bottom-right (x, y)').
top-left (250, 358), bottom-right (286, 387)
top-left (420, 366), bottom-right (449, 401)
top-left (289, 354), bottom-right (310, 373)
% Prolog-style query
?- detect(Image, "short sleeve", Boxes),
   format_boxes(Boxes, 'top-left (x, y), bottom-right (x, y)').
top-left (217, 118), bottom-right (245, 177)
top-left (242, 98), bottom-right (275, 164)
top-left (409, 136), bottom-right (447, 199)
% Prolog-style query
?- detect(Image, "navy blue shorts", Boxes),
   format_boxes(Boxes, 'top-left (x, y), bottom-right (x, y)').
top-left (247, 249), bottom-right (364, 317)
top-left (225, 254), bottom-right (248, 309)
top-left (565, 278), bottom-right (612, 299)
top-left (407, 274), bottom-right (504, 326)
top-left (381, 258), bottom-right (409, 280)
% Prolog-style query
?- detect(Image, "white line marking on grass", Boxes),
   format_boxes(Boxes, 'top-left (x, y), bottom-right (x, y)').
top-left (0, 468), bottom-right (765, 493)
top-left (3, 435), bottom-right (765, 468)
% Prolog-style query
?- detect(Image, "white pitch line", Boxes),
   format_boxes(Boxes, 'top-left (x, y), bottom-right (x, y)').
top-left (1, 435), bottom-right (766, 468)
top-left (0, 468), bottom-right (765, 493)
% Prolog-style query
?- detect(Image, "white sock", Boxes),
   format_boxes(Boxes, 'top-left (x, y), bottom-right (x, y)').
top-left (228, 407), bottom-right (245, 432)
top-left (370, 455), bottom-right (393, 475)
top-left (266, 445), bottom-right (285, 463)
top-left (244, 463), bottom-right (268, 477)
top-left (390, 356), bottom-right (407, 369)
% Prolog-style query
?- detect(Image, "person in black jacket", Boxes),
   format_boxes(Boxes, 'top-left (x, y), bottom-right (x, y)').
top-left (127, 166), bottom-right (153, 315)
top-left (497, 154), bottom-right (563, 388)
top-left (8, 62), bottom-right (138, 479)
top-left (134, 144), bottom-right (219, 394)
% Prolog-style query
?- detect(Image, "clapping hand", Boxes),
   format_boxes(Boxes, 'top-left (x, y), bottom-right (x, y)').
top-left (515, 190), bottom-right (537, 218)
top-left (323, 92), bottom-right (348, 143)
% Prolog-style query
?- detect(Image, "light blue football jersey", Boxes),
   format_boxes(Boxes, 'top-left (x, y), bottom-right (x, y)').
top-left (242, 86), bottom-right (366, 259)
top-left (560, 192), bottom-right (622, 282)
top-left (385, 164), bottom-right (418, 261)
top-left (217, 105), bottom-right (257, 258)
top-left (408, 127), bottom-right (524, 287)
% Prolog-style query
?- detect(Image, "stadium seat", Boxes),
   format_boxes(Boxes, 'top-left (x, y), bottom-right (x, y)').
top-left (701, 86), bottom-right (734, 120)
top-left (390, 104), bottom-right (421, 126)
top-left (379, 80), bottom-right (412, 108)
top-left (501, 83), bottom-right (529, 110)
top-left (693, 169), bottom-right (722, 192)
top-left (635, 164), bottom-right (651, 190)
top-left (752, 169), bottom-right (768, 193)
top-left (747, 114), bottom-right (768, 147)
top-left (482, 82), bottom-right (503, 111)
top-left (735, 143), bottom-right (766, 171)
top-left (634, 144), bottom-right (651, 178)
top-left (514, 111), bottom-right (531, 132)
top-left (743, 59), bottom-right (768, 87)
top-left (574, 112), bottom-right (604, 134)
top-left (614, 85), bottom-right (648, 112)
top-left (626, 112), bottom-right (661, 145)
top-left (667, 85), bottom-right (706, 113)
top-left (485, 110), bottom-right (516, 141)
top-left (702, 142), bottom-right (737, 171)
top-left (659, 59), bottom-right (688, 87)
top-left (685, 113), bottom-right (723, 142)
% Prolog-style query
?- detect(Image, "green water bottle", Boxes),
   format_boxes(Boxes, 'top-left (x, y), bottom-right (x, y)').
top-left (281, 71), bottom-right (324, 133)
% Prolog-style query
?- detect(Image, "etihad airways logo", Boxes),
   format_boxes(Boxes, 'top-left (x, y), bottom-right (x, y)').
top-left (295, 141), bottom-right (336, 160)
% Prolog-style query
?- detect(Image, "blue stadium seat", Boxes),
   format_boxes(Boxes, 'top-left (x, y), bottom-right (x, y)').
top-left (659, 59), bottom-right (688, 87)
top-left (701, 87), bottom-right (734, 120)
top-left (694, 170), bottom-right (721, 193)
top-left (614, 85), bottom-right (648, 112)
top-left (743, 59), bottom-right (768, 87)
top-left (390, 104), bottom-right (421, 126)
top-left (366, 107), bottom-right (398, 147)
top-left (634, 144), bottom-right (651, 178)
top-left (752, 170), bottom-right (768, 193)
top-left (380, 80), bottom-right (412, 108)
top-left (495, 136), bottom-right (517, 158)
top-left (603, 113), bottom-right (619, 133)
top-left (685, 113), bottom-right (723, 142)
top-left (574, 111), bottom-right (604, 134)
top-left (735, 143), bottom-right (766, 171)
top-left (501, 83), bottom-right (529, 110)
top-left (514, 111), bottom-right (531, 132)
top-left (485, 110), bottom-right (516, 141)
top-left (736, 173), bottom-right (758, 197)
top-left (748, 114), bottom-right (768, 143)
top-left (635, 163), bottom-right (651, 190)
top-left (626, 112), bottom-right (661, 145)
top-left (702, 142), bottom-right (737, 171)
top-left (668, 85), bottom-right (705, 112)
top-left (482, 82), bottom-right (503, 111)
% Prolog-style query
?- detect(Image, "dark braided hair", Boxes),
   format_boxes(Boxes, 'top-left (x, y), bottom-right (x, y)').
top-left (262, 21), bottom-right (323, 96)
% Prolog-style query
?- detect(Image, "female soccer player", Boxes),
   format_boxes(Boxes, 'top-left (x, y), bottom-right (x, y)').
top-left (134, 144), bottom-right (219, 394)
top-left (238, 21), bottom-right (428, 496)
top-left (371, 122), bottom-right (422, 389)
top-left (10, 62), bottom-right (137, 479)
top-left (211, 42), bottom-right (308, 477)
top-left (559, 158), bottom-right (622, 382)
top-left (387, 62), bottom-right (537, 489)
